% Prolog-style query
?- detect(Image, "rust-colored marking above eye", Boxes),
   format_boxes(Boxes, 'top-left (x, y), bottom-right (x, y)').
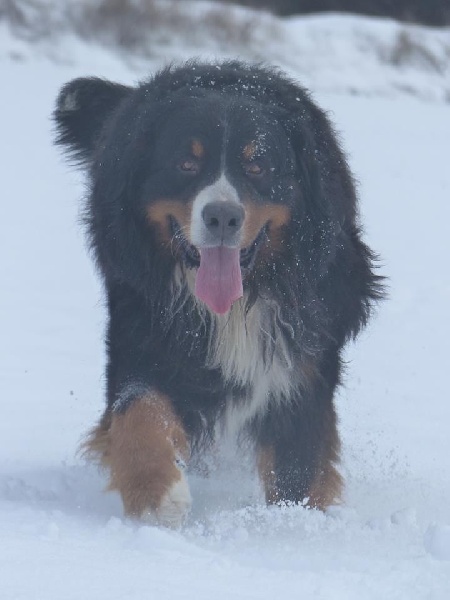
top-left (242, 141), bottom-right (257, 161)
top-left (191, 139), bottom-right (205, 158)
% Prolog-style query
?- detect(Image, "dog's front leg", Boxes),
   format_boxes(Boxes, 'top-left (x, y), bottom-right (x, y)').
top-left (86, 392), bottom-right (191, 527)
top-left (256, 387), bottom-right (342, 511)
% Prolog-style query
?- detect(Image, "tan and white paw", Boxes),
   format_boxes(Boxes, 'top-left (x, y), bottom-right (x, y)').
top-left (140, 470), bottom-right (191, 529)
top-left (155, 471), bottom-right (191, 528)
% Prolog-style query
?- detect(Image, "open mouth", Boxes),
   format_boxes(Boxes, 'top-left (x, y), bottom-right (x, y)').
top-left (169, 216), bottom-right (267, 274)
top-left (169, 217), bottom-right (201, 269)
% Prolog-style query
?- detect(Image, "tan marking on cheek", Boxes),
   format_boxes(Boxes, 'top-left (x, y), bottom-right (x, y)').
top-left (191, 139), bottom-right (204, 158)
top-left (242, 141), bottom-right (257, 161)
top-left (257, 446), bottom-right (278, 504)
top-left (242, 202), bottom-right (291, 249)
top-left (147, 199), bottom-right (193, 243)
top-left (84, 395), bottom-right (190, 520)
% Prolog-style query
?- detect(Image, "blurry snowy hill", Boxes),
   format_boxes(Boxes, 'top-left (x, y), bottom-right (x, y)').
top-left (2, 0), bottom-right (450, 102)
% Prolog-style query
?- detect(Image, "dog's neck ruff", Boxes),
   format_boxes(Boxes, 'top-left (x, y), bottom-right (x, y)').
top-left (206, 297), bottom-right (292, 388)
top-left (208, 295), bottom-right (297, 433)
top-left (171, 267), bottom-right (297, 430)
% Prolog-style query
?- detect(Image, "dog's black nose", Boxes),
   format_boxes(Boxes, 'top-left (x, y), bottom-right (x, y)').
top-left (202, 201), bottom-right (244, 243)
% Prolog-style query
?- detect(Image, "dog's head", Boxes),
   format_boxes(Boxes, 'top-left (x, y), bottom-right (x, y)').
top-left (54, 62), bottom-right (349, 314)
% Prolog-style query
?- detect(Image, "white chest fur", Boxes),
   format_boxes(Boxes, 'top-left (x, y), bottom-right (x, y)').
top-left (207, 297), bottom-right (296, 433)
top-left (172, 270), bottom-right (298, 433)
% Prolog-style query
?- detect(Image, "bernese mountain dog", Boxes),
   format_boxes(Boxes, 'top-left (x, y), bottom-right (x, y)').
top-left (53, 61), bottom-right (382, 527)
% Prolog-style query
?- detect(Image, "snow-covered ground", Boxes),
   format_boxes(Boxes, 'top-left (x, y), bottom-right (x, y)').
top-left (1, 4), bottom-right (450, 599)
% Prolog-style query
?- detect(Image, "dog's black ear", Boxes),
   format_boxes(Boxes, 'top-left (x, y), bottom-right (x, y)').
top-left (285, 108), bottom-right (352, 276)
top-left (53, 77), bottom-right (132, 166)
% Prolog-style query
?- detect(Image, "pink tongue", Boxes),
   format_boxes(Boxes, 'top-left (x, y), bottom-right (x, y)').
top-left (195, 247), bottom-right (243, 314)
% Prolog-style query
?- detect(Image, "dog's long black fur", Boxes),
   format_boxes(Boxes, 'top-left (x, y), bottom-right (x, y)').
top-left (54, 61), bottom-right (383, 517)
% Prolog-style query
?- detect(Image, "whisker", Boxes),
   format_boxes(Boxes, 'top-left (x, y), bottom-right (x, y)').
top-left (168, 217), bottom-right (200, 266)
top-left (169, 221), bottom-right (190, 256)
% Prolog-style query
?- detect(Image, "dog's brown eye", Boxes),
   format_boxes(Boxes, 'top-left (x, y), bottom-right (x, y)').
top-left (178, 159), bottom-right (199, 174)
top-left (244, 162), bottom-right (265, 177)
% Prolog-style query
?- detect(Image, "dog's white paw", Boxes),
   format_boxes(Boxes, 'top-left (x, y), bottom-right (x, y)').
top-left (141, 471), bottom-right (191, 529)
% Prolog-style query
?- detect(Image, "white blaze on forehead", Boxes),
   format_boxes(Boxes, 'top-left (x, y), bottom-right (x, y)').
top-left (190, 174), bottom-right (241, 247)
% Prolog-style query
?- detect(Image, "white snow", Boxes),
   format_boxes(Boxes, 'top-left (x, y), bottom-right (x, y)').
top-left (1, 3), bottom-right (450, 599)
